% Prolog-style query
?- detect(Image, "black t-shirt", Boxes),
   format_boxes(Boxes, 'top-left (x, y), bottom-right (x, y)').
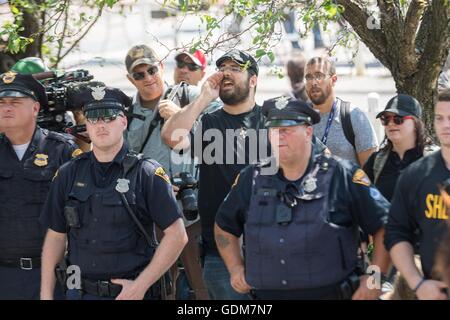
top-left (190, 105), bottom-right (270, 252)
top-left (385, 150), bottom-right (450, 278)
top-left (363, 147), bottom-right (422, 201)
top-left (216, 151), bottom-right (389, 239)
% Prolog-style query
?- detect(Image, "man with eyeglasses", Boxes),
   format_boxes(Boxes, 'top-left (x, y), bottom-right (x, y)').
top-left (214, 97), bottom-right (390, 300)
top-left (40, 86), bottom-right (187, 300)
top-left (174, 50), bottom-right (207, 86)
top-left (385, 89), bottom-right (450, 300)
top-left (305, 56), bottom-right (378, 167)
top-left (0, 72), bottom-right (80, 299)
top-left (162, 49), bottom-right (270, 300)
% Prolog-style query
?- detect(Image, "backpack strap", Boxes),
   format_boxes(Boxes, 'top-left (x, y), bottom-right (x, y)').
top-left (338, 98), bottom-right (356, 150)
top-left (373, 149), bottom-right (390, 184)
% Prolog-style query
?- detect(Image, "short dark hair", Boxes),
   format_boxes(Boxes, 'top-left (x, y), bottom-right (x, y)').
top-left (438, 88), bottom-right (450, 102)
top-left (306, 56), bottom-right (336, 75)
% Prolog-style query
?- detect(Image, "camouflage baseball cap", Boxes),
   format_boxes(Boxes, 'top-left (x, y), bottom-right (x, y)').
top-left (125, 44), bottom-right (160, 73)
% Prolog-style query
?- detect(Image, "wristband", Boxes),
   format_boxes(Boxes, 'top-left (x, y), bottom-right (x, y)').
top-left (413, 278), bottom-right (426, 292)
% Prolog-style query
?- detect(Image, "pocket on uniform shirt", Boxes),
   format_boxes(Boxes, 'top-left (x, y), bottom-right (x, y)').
top-left (0, 169), bottom-right (14, 198)
top-left (22, 167), bottom-right (56, 204)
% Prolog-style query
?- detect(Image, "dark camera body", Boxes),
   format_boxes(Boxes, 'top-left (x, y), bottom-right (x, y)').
top-left (172, 172), bottom-right (198, 221)
top-left (38, 70), bottom-right (94, 132)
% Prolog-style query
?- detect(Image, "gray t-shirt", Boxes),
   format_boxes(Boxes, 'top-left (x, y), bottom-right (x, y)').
top-left (313, 100), bottom-right (378, 164)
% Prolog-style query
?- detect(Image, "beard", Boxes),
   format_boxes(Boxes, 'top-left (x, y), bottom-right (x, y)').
top-left (308, 86), bottom-right (330, 105)
top-left (219, 80), bottom-right (250, 105)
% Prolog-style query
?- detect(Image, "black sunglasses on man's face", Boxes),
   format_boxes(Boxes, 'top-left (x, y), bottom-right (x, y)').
top-left (131, 65), bottom-right (159, 80)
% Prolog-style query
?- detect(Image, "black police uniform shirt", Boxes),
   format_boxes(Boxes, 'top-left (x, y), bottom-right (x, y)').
top-left (0, 127), bottom-right (79, 259)
top-left (189, 105), bottom-right (269, 254)
top-left (385, 150), bottom-right (450, 279)
top-left (216, 148), bottom-right (389, 240)
top-left (39, 144), bottom-right (182, 266)
top-left (363, 147), bottom-right (422, 201)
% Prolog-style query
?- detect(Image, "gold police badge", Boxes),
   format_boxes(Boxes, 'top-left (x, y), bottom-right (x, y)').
top-left (34, 154), bottom-right (49, 167)
top-left (2, 71), bottom-right (17, 84)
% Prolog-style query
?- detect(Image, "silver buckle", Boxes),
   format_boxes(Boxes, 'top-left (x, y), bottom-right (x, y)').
top-left (20, 258), bottom-right (33, 270)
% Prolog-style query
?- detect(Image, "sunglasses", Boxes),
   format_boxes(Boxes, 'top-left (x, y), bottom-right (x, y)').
top-left (131, 65), bottom-right (159, 80)
top-left (86, 114), bottom-right (123, 124)
top-left (380, 115), bottom-right (414, 126)
top-left (176, 60), bottom-right (201, 71)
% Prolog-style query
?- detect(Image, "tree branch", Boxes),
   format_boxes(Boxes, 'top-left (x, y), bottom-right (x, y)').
top-left (54, 7), bottom-right (104, 67)
top-left (400, 0), bottom-right (427, 77)
top-left (336, 0), bottom-right (390, 70)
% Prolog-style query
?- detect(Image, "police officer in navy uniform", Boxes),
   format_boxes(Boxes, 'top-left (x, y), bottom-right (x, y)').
top-left (0, 72), bottom-right (80, 299)
top-left (40, 86), bottom-right (188, 300)
top-left (214, 97), bottom-right (391, 300)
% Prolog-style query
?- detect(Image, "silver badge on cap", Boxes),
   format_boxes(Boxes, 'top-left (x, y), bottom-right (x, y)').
top-left (303, 176), bottom-right (317, 193)
top-left (275, 96), bottom-right (289, 110)
top-left (115, 178), bottom-right (130, 193)
top-left (91, 86), bottom-right (106, 101)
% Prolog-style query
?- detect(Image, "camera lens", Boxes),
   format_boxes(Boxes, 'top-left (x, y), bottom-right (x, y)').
top-left (180, 188), bottom-right (198, 221)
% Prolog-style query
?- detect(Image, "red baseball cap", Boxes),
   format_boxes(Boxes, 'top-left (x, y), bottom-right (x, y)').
top-left (175, 50), bottom-right (207, 71)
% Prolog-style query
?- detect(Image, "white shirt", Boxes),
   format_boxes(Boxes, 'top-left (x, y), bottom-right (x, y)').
top-left (12, 142), bottom-right (30, 161)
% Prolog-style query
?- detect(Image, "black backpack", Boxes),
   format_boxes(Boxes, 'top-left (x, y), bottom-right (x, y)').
top-left (337, 98), bottom-right (356, 150)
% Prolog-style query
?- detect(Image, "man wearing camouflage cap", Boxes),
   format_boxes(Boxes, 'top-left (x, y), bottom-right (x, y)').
top-left (215, 96), bottom-right (391, 300)
top-left (40, 86), bottom-right (187, 300)
top-left (0, 71), bottom-right (80, 299)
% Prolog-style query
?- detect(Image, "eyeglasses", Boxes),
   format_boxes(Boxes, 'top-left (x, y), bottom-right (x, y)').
top-left (305, 73), bottom-right (330, 82)
top-left (86, 114), bottom-right (123, 124)
top-left (131, 66), bottom-right (159, 80)
top-left (176, 60), bottom-right (201, 71)
top-left (380, 115), bottom-right (414, 126)
top-left (216, 65), bottom-right (243, 73)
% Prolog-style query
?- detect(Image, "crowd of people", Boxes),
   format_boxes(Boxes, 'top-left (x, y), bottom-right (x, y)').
top-left (0, 44), bottom-right (449, 300)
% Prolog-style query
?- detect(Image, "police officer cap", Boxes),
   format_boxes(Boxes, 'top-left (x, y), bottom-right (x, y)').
top-left (0, 71), bottom-right (48, 106)
top-left (376, 94), bottom-right (422, 119)
top-left (216, 49), bottom-right (259, 76)
top-left (73, 86), bottom-right (131, 119)
top-left (263, 96), bottom-right (320, 127)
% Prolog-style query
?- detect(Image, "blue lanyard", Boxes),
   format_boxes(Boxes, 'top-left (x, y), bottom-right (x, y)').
top-left (321, 101), bottom-right (337, 145)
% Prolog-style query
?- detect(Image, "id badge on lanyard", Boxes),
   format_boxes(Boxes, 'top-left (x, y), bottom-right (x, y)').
top-left (321, 100), bottom-right (339, 145)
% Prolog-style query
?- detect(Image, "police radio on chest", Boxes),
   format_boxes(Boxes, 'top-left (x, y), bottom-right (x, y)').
top-left (276, 204), bottom-right (293, 225)
top-left (64, 201), bottom-right (81, 228)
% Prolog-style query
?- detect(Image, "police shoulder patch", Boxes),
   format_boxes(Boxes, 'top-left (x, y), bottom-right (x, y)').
top-left (155, 167), bottom-right (171, 184)
top-left (71, 148), bottom-right (83, 158)
top-left (352, 169), bottom-right (371, 187)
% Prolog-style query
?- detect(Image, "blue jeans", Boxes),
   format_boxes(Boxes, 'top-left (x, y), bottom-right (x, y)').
top-left (202, 254), bottom-right (249, 300)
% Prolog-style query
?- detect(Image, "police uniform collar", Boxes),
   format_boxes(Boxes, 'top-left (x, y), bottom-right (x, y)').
top-left (91, 142), bottom-right (129, 166)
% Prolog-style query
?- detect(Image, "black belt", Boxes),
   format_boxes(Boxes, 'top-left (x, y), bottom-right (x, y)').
top-left (82, 279), bottom-right (123, 298)
top-left (0, 257), bottom-right (41, 270)
top-left (251, 273), bottom-right (360, 300)
top-left (80, 278), bottom-right (161, 299)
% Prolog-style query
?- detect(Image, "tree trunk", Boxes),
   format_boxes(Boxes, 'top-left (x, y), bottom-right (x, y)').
top-left (336, 0), bottom-right (450, 135)
top-left (10, 2), bottom-right (44, 61)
